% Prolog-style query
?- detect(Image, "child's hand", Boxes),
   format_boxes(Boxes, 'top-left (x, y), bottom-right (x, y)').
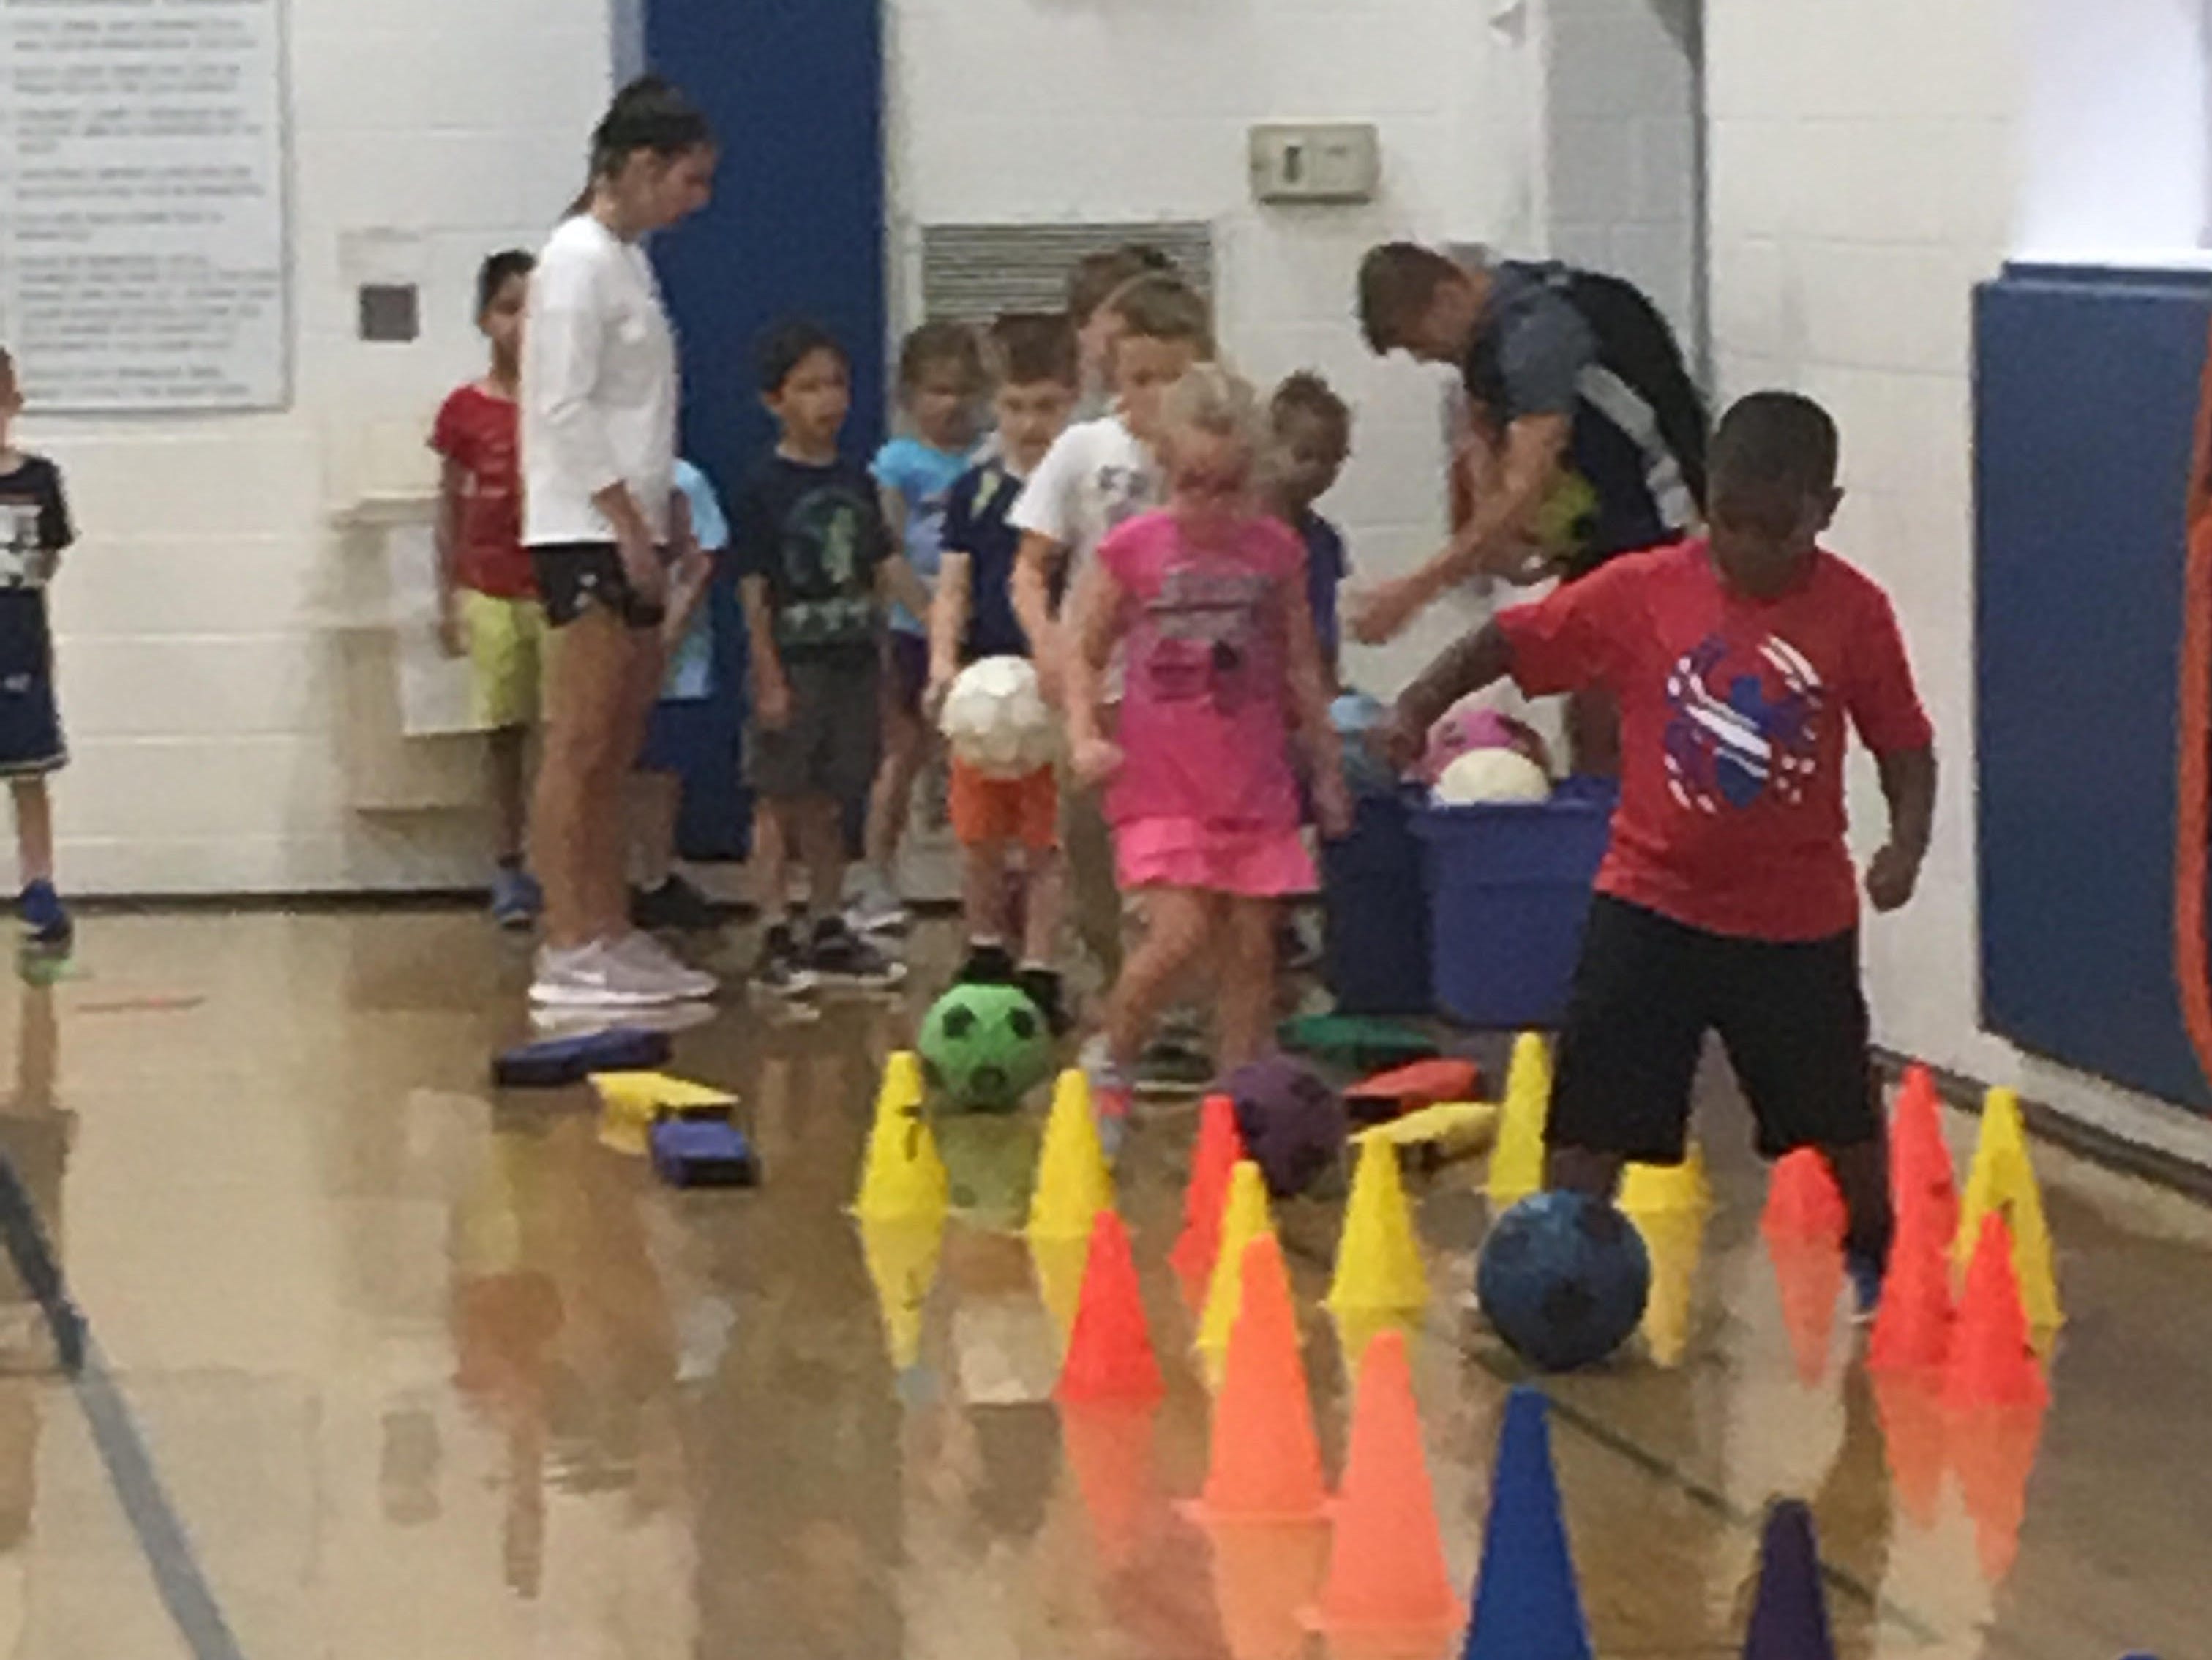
top-left (754, 675), bottom-right (793, 733)
top-left (1348, 576), bottom-right (1428, 646)
top-left (923, 667), bottom-right (955, 727)
top-left (1071, 736), bottom-right (1123, 789)
top-left (1381, 703), bottom-right (1428, 777)
top-left (1865, 843), bottom-right (1924, 913)
top-left (1032, 637), bottom-right (1066, 709)
top-left (1312, 769), bottom-right (1354, 840)
top-left (618, 526), bottom-right (669, 608)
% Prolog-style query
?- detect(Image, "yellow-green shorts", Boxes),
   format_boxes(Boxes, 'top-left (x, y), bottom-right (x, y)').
top-left (464, 592), bottom-right (548, 731)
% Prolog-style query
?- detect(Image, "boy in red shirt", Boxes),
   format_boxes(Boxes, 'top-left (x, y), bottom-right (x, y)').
top-left (432, 250), bottom-right (542, 928)
top-left (1391, 392), bottom-right (1936, 1310)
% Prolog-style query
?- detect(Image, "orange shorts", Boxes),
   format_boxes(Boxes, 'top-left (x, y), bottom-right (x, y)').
top-left (950, 760), bottom-right (1060, 851)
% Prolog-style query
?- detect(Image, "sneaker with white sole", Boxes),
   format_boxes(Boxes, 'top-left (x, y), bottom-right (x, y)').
top-left (530, 941), bottom-right (672, 1009)
top-left (806, 919), bottom-right (906, 989)
top-left (844, 891), bottom-right (913, 938)
top-left (608, 931), bottom-right (719, 1001)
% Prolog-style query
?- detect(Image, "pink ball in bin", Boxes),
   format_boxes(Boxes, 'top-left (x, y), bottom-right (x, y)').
top-left (1422, 698), bottom-right (1552, 785)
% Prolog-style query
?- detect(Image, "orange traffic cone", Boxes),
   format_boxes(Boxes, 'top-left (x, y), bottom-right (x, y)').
top-left (1870, 1370), bottom-right (1950, 1529)
top-left (1187, 1235), bottom-right (1327, 1524)
top-left (1058, 1211), bottom-right (1164, 1406)
top-left (1210, 1521), bottom-right (1331, 1660)
top-left (1946, 1214), bottom-right (2048, 1411)
top-left (1952, 1398), bottom-right (2047, 1585)
top-left (1309, 1329), bottom-right (1461, 1640)
top-left (1060, 1402), bottom-right (1157, 1570)
top-left (1868, 1221), bottom-right (1953, 1375)
top-left (1762, 1149), bottom-right (1848, 1245)
top-left (1170, 1094), bottom-right (1246, 1307)
top-left (1892, 1064), bottom-right (1960, 1249)
top-left (1769, 1239), bottom-right (1844, 1388)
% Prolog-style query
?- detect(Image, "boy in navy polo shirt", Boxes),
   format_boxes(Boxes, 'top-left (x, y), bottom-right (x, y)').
top-left (0, 348), bottom-right (74, 952)
top-left (929, 313), bottom-right (1081, 1031)
top-left (1390, 392), bottom-right (1935, 1313)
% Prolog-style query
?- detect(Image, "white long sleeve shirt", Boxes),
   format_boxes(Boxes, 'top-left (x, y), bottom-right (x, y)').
top-left (522, 214), bottom-right (679, 546)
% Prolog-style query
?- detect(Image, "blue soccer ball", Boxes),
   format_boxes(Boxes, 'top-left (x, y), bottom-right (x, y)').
top-left (1331, 692), bottom-right (1401, 799)
top-left (1477, 1191), bottom-right (1651, 1372)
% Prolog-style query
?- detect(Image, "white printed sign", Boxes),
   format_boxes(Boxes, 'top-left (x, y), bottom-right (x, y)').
top-left (0, 0), bottom-right (289, 411)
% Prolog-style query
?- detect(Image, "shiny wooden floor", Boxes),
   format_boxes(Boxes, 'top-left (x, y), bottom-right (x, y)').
top-left (0, 909), bottom-right (2200, 1658)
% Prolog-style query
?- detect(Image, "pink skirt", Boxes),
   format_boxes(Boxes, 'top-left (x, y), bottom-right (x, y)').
top-left (1115, 817), bottom-right (1316, 898)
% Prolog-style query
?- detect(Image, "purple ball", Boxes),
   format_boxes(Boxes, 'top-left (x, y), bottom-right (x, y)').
top-left (1225, 1058), bottom-right (1347, 1199)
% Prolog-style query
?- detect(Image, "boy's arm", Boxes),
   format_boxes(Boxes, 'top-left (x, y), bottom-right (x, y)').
top-left (929, 551), bottom-right (973, 715)
top-left (1062, 557), bottom-right (1125, 773)
top-left (1012, 534), bottom-right (1069, 695)
top-left (1867, 747), bottom-right (1937, 913)
top-left (1387, 621), bottom-right (1516, 769)
top-left (432, 457), bottom-right (469, 657)
top-left (1281, 564), bottom-right (1349, 837)
top-left (661, 489), bottom-right (712, 648)
top-left (739, 575), bottom-right (791, 730)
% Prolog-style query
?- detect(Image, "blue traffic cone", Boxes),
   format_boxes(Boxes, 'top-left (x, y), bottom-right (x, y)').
top-left (1463, 1386), bottom-right (1592, 1660)
top-left (1742, 1499), bottom-right (1836, 1659)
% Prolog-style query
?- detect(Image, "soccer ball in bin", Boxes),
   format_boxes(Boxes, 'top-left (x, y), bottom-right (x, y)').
top-left (1423, 696), bottom-right (1551, 784)
top-left (940, 657), bottom-right (1056, 780)
top-left (1434, 747), bottom-right (1552, 805)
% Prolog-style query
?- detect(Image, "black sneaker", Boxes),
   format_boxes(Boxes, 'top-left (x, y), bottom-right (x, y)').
top-left (1016, 965), bottom-right (1073, 1036)
top-left (632, 873), bottom-right (722, 933)
top-left (807, 919), bottom-right (906, 990)
top-left (751, 924), bottom-right (817, 998)
top-left (954, 943), bottom-right (1019, 987)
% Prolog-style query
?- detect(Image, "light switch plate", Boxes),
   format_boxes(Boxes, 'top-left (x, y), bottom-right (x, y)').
top-left (1248, 123), bottom-right (1381, 205)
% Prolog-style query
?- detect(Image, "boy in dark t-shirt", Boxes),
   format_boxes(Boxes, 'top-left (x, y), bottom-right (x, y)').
top-left (735, 321), bottom-right (921, 996)
top-left (929, 313), bottom-right (1079, 1027)
top-left (0, 348), bottom-right (76, 951)
top-left (1389, 393), bottom-right (1935, 1317)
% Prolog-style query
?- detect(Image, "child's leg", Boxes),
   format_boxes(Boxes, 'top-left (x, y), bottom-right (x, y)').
top-left (1062, 782), bottom-right (1123, 983)
top-left (863, 700), bottom-right (926, 890)
top-left (586, 630), bottom-right (665, 937)
top-left (795, 794), bottom-right (849, 928)
top-left (1823, 1132), bottom-right (1896, 1270)
top-left (1216, 896), bottom-right (1280, 1072)
top-left (1105, 887), bottom-right (1218, 1073)
top-left (961, 840), bottom-right (1012, 945)
top-left (1021, 848), bottom-right (1066, 970)
top-left (754, 799), bottom-right (795, 919)
top-left (631, 769), bottom-right (683, 891)
top-left (533, 609), bottom-right (631, 950)
top-left (486, 727), bottom-right (531, 867)
top-left (11, 779), bottom-right (53, 889)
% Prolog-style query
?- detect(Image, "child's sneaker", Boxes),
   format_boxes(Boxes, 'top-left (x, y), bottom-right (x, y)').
top-left (1846, 1249), bottom-right (1886, 1326)
top-left (490, 865), bottom-right (541, 931)
top-left (18, 881), bottom-right (70, 951)
top-left (954, 942), bottom-right (1019, 986)
top-left (1016, 965), bottom-right (1073, 1037)
top-left (751, 924), bottom-right (817, 998)
top-left (844, 872), bottom-right (912, 938)
top-left (1081, 1036), bottom-right (1134, 1162)
top-left (530, 941), bottom-right (666, 1009)
top-left (632, 873), bottom-right (721, 933)
top-left (807, 919), bottom-right (906, 990)
top-left (607, 931), bottom-right (719, 1002)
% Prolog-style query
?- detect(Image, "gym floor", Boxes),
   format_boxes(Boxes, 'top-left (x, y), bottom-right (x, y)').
top-left (0, 909), bottom-right (2201, 1658)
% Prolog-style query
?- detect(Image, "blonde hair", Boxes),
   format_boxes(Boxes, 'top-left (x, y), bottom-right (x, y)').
top-left (1160, 364), bottom-right (1264, 464)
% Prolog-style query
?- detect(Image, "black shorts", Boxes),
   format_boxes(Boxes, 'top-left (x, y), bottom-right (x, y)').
top-left (1551, 895), bottom-right (1878, 1163)
top-left (883, 631), bottom-right (929, 719)
top-left (530, 543), bottom-right (667, 630)
top-left (747, 652), bottom-right (881, 804)
top-left (0, 597), bottom-right (63, 777)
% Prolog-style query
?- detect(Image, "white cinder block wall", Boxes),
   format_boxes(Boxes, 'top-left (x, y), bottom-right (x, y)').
top-left (20, 0), bottom-right (610, 895)
top-left (1707, 0), bottom-right (2212, 1156)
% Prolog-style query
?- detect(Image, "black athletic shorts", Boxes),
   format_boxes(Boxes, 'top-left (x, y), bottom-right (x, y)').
top-left (1550, 895), bottom-right (1879, 1164)
top-left (530, 543), bottom-right (667, 630)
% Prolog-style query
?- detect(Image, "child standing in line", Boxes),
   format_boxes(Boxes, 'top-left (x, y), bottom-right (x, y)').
top-left (0, 348), bottom-right (76, 951)
top-left (928, 313), bottom-right (1081, 1031)
top-left (1264, 372), bottom-right (1354, 693)
top-left (1065, 244), bottom-right (1178, 417)
top-left (1387, 392), bottom-right (1934, 1309)
top-left (432, 250), bottom-right (544, 930)
top-left (852, 323), bottom-right (986, 937)
top-left (1011, 274), bottom-right (1213, 990)
top-left (1064, 367), bottom-right (1348, 1140)
top-left (629, 458), bottom-right (727, 933)
top-left (735, 321), bottom-right (919, 995)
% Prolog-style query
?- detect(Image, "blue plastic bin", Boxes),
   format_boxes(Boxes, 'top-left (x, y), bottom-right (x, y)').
top-left (1321, 789), bottom-right (1433, 1017)
top-left (1414, 779), bottom-right (1617, 1029)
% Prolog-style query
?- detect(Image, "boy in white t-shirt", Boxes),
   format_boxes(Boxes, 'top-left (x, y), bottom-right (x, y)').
top-left (1011, 274), bottom-right (1211, 989)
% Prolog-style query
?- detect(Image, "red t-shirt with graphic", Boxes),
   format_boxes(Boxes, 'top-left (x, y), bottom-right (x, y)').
top-left (430, 384), bottom-right (534, 599)
top-left (1497, 539), bottom-right (1932, 941)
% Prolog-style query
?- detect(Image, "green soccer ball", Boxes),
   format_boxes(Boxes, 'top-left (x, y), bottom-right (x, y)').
top-left (919, 982), bottom-right (1054, 1113)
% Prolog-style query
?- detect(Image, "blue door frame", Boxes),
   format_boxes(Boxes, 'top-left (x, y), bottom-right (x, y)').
top-left (642, 0), bottom-right (887, 859)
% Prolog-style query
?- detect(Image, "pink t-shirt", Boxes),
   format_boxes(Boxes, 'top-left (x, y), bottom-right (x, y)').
top-left (1098, 508), bottom-right (1305, 832)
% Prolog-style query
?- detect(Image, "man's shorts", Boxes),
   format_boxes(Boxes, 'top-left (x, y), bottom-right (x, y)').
top-left (950, 760), bottom-right (1057, 852)
top-left (747, 653), bottom-right (881, 804)
top-left (1551, 895), bottom-right (1879, 1164)
top-left (463, 592), bottom-right (548, 731)
top-left (529, 544), bottom-right (666, 630)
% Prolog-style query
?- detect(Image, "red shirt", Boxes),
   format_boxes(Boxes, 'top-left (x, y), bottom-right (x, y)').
top-left (430, 384), bottom-right (534, 599)
top-left (1498, 540), bottom-right (1933, 941)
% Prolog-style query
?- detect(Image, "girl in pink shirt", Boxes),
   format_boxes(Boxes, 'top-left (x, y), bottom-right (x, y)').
top-left (1066, 367), bottom-right (1348, 1131)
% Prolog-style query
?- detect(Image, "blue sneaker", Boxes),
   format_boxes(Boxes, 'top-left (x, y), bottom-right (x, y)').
top-left (490, 865), bottom-right (541, 930)
top-left (1847, 1249), bottom-right (1886, 1326)
top-left (18, 881), bottom-right (70, 951)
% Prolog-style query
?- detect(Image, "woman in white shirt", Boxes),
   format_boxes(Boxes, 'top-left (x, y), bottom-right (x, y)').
top-left (523, 77), bottom-right (719, 1010)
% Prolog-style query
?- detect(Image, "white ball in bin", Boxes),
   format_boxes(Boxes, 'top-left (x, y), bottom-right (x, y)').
top-left (940, 656), bottom-right (1057, 780)
top-left (1434, 747), bottom-right (1553, 806)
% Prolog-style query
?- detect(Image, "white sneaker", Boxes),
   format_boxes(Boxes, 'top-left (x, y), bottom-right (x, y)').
top-left (608, 931), bottom-right (719, 1002)
top-left (529, 941), bottom-right (671, 1009)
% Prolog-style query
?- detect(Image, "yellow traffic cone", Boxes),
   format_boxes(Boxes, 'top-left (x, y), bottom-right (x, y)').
top-left (1332, 1306), bottom-right (1422, 1382)
top-left (1486, 1033), bottom-right (1551, 1208)
top-left (1027, 1070), bottom-right (1115, 1245)
top-left (859, 1213), bottom-right (947, 1371)
top-left (1196, 1162), bottom-right (1275, 1387)
top-left (1955, 1088), bottom-right (2063, 1329)
top-left (851, 1052), bottom-right (948, 1224)
top-left (1630, 1208), bottom-right (1708, 1369)
top-left (1031, 1232), bottom-right (1091, 1344)
top-left (1619, 1143), bottom-right (1714, 1219)
top-left (590, 1071), bottom-right (738, 1124)
top-left (1327, 1137), bottom-right (1429, 1316)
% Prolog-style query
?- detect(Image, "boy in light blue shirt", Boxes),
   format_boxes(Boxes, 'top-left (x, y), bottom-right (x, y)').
top-left (631, 458), bottom-right (729, 933)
